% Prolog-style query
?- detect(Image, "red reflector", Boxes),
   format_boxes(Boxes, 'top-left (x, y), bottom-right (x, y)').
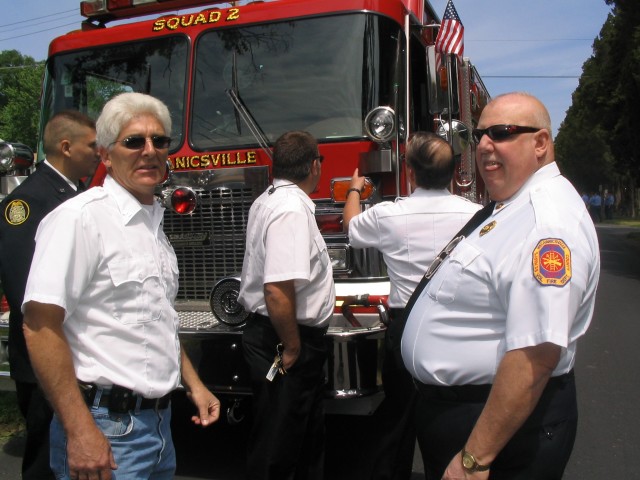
top-left (171, 188), bottom-right (197, 215)
top-left (0, 295), bottom-right (9, 313)
top-left (316, 214), bottom-right (343, 234)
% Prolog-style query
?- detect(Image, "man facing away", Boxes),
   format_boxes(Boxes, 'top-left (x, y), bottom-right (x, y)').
top-left (0, 110), bottom-right (99, 479)
top-left (343, 131), bottom-right (481, 480)
top-left (402, 92), bottom-right (600, 479)
top-left (22, 92), bottom-right (220, 480)
top-left (238, 130), bottom-right (335, 480)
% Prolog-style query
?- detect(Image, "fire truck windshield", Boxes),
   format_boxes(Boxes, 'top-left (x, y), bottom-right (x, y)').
top-left (191, 14), bottom-right (399, 149)
top-left (40, 12), bottom-right (400, 152)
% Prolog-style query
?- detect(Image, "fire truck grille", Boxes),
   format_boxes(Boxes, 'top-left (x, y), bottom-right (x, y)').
top-left (164, 187), bottom-right (254, 301)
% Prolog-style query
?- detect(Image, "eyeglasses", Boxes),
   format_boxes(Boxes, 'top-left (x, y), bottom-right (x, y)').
top-left (424, 235), bottom-right (464, 280)
top-left (314, 155), bottom-right (324, 163)
top-left (110, 135), bottom-right (172, 150)
top-left (472, 125), bottom-right (541, 144)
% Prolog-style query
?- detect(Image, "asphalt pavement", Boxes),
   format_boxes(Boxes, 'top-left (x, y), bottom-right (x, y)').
top-left (2, 224), bottom-right (640, 479)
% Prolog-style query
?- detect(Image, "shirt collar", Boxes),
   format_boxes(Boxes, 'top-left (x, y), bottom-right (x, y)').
top-left (272, 177), bottom-right (315, 213)
top-left (492, 162), bottom-right (561, 213)
top-left (44, 159), bottom-right (78, 191)
top-left (103, 175), bottom-right (165, 230)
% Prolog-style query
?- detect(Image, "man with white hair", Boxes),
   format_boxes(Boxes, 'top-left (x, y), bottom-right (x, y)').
top-left (23, 92), bottom-right (220, 479)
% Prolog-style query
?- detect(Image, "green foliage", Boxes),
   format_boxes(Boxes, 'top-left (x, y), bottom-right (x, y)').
top-left (557, 1), bottom-right (640, 198)
top-left (0, 50), bottom-right (44, 149)
top-left (0, 390), bottom-right (24, 440)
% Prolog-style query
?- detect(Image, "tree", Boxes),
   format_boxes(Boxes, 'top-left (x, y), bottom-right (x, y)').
top-left (556, 0), bottom-right (640, 216)
top-left (0, 50), bottom-right (44, 149)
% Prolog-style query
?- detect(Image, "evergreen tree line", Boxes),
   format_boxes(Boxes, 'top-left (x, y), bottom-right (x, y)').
top-left (0, 0), bottom-right (638, 215)
top-left (555, 0), bottom-right (640, 217)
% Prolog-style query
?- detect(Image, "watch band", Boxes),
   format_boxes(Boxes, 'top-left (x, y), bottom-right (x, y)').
top-left (461, 449), bottom-right (490, 473)
top-left (346, 187), bottom-right (362, 197)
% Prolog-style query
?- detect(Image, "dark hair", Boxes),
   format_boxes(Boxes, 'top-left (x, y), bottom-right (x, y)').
top-left (405, 131), bottom-right (455, 189)
top-left (272, 131), bottom-right (319, 181)
top-left (43, 110), bottom-right (96, 157)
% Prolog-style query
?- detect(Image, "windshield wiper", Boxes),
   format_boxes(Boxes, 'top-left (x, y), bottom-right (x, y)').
top-left (226, 50), bottom-right (273, 160)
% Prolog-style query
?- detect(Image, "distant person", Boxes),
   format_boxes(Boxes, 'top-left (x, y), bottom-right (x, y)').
top-left (22, 93), bottom-right (220, 479)
top-left (0, 110), bottom-right (99, 480)
top-left (239, 131), bottom-right (335, 480)
top-left (402, 92), bottom-right (600, 479)
top-left (589, 191), bottom-right (602, 222)
top-left (342, 131), bottom-right (481, 480)
top-left (605, 191), bottom-right (615, 220)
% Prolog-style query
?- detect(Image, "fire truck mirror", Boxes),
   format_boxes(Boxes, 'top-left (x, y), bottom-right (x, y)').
top-left (436, 119), bottom-right (470, 156)
top-left (0, 142), bottom-right (35, 174)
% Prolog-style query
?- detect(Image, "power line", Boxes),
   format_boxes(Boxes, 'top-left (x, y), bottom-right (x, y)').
top-left (0, 13), bottom-right (79, 33)
top-left (0, 21), bottom-right (80, 43)
top-left (0, 9), bottom-right (77, 28)
top-left (484, 75), bottom-right (580, 79)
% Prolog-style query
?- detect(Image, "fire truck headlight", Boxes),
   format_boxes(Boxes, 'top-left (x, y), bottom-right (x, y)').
top-left (364, 107), bottom-right (396, 144)
top-left (0, 142), bottom-right (35, 174)
top-left (210, 277), bottom-right (250, 328)
top-left (328, 245), bottom-right (350, 272)
top-left (162, 187), bottom-right (198, 215)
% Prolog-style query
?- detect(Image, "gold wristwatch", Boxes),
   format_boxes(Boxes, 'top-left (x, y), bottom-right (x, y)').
top-left (461, 449), bottom-right (490, 473)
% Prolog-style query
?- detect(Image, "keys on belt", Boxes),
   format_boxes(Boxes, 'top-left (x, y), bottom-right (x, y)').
top-left (266, 343), bottom-right (287, 381)
top-left (79, 382), bottom-right (172, 413)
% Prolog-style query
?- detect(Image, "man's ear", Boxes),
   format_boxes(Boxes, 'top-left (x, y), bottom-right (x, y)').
top-left (98, 146), bottom-right (111, 169)
top-left (60, 139), bottom-right (72, 158)
top-left (534, 129), bottom-right (551, 162)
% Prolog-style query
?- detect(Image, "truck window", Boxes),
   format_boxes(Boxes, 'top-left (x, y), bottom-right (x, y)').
top-left (41, 35), bottom-right (188, 150)
top-left (190, 13), bottom-right (402, 150)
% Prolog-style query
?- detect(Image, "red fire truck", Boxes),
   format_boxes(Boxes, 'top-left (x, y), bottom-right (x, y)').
top-left (0, 0), bottom-right (489, 417)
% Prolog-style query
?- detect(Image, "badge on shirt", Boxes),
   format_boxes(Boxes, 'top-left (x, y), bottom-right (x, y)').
top-left (4, 199), bottom-right (30, 226)
top-left (532, 238), bottom-right (571, 286)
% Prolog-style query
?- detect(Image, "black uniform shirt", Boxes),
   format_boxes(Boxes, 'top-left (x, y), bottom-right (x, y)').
top-left (0, 162), bottom-right (80, 382)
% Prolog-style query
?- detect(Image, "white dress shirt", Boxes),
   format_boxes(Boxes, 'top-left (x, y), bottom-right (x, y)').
top-left (402, 163), bottom-right (600, 385)
top-left (23, 175), bottom-right (181, 397)
top-left (348, 188), bottom-right (481, 308)
top-left (239, 178), bottom-right (335, 328)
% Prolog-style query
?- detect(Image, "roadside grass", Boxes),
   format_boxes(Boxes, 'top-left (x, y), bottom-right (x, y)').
top-left (0, 390), bottom-right (24, 441)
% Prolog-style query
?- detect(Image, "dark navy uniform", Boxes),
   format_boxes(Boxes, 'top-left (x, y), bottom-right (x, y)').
top-left (0, 161), bottom-right (83, 480)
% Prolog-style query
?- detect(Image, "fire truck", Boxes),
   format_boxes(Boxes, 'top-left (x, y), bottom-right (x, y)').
top-left (0, 0), bottom-right (489, 417)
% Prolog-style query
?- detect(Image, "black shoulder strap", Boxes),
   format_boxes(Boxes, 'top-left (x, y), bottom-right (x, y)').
top-left (401, 201), bottom-right (496, 321)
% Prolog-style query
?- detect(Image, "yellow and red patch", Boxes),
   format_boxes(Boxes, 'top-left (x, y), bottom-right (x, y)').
top-left (532, 238), bottom-right (571, 286)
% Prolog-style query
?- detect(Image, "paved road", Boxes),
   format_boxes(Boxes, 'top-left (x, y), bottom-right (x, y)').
top-left (2, 224), bottom-right (639, 479)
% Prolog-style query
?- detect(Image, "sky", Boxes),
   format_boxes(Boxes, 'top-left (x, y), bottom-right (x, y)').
top-left (0, 0), bottom-right (613, 136)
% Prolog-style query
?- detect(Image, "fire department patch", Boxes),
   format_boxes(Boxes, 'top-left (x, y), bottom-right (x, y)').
top-left (4, 199), bottom-right (30, 226)
top-left (532, 238), bottom-right (571, 286)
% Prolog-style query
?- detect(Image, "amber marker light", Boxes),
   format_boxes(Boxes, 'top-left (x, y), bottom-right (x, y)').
top-left (330, 177), bottom-right (375, 203)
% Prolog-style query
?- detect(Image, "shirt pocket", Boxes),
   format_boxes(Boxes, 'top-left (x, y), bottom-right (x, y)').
top-left (426, 242), bottom-right (481, 304)
top-left (107, 255), bottom-right (162, 324)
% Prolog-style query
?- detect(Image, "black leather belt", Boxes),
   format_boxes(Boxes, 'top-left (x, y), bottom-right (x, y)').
top-left (79, 382), bottom-right (172, 413)
top-left (415, 370), bottom-right (574, 403)
top-left (252, 312), bottom-right (328, 338)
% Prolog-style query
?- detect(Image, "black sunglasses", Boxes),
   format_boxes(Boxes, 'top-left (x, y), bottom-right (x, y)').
top-left (111, 135), bottom-right (172, 150)
top-left (472, 125), bottom-right (541, 144)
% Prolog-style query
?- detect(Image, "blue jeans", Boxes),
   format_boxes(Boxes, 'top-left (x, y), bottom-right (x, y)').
top-left (50, 403), bottom-right (175, 479)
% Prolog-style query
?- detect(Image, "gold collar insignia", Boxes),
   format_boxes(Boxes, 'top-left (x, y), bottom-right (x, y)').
top-left (479, 220), bottom-right (496, 237)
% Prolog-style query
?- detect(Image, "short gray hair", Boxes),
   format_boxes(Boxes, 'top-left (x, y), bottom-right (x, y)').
top-left (96, 92), bottom-right (171, 148)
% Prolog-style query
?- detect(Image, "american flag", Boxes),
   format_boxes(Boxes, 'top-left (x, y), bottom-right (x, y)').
top-left (435, 0), bottom-right (464, 57)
